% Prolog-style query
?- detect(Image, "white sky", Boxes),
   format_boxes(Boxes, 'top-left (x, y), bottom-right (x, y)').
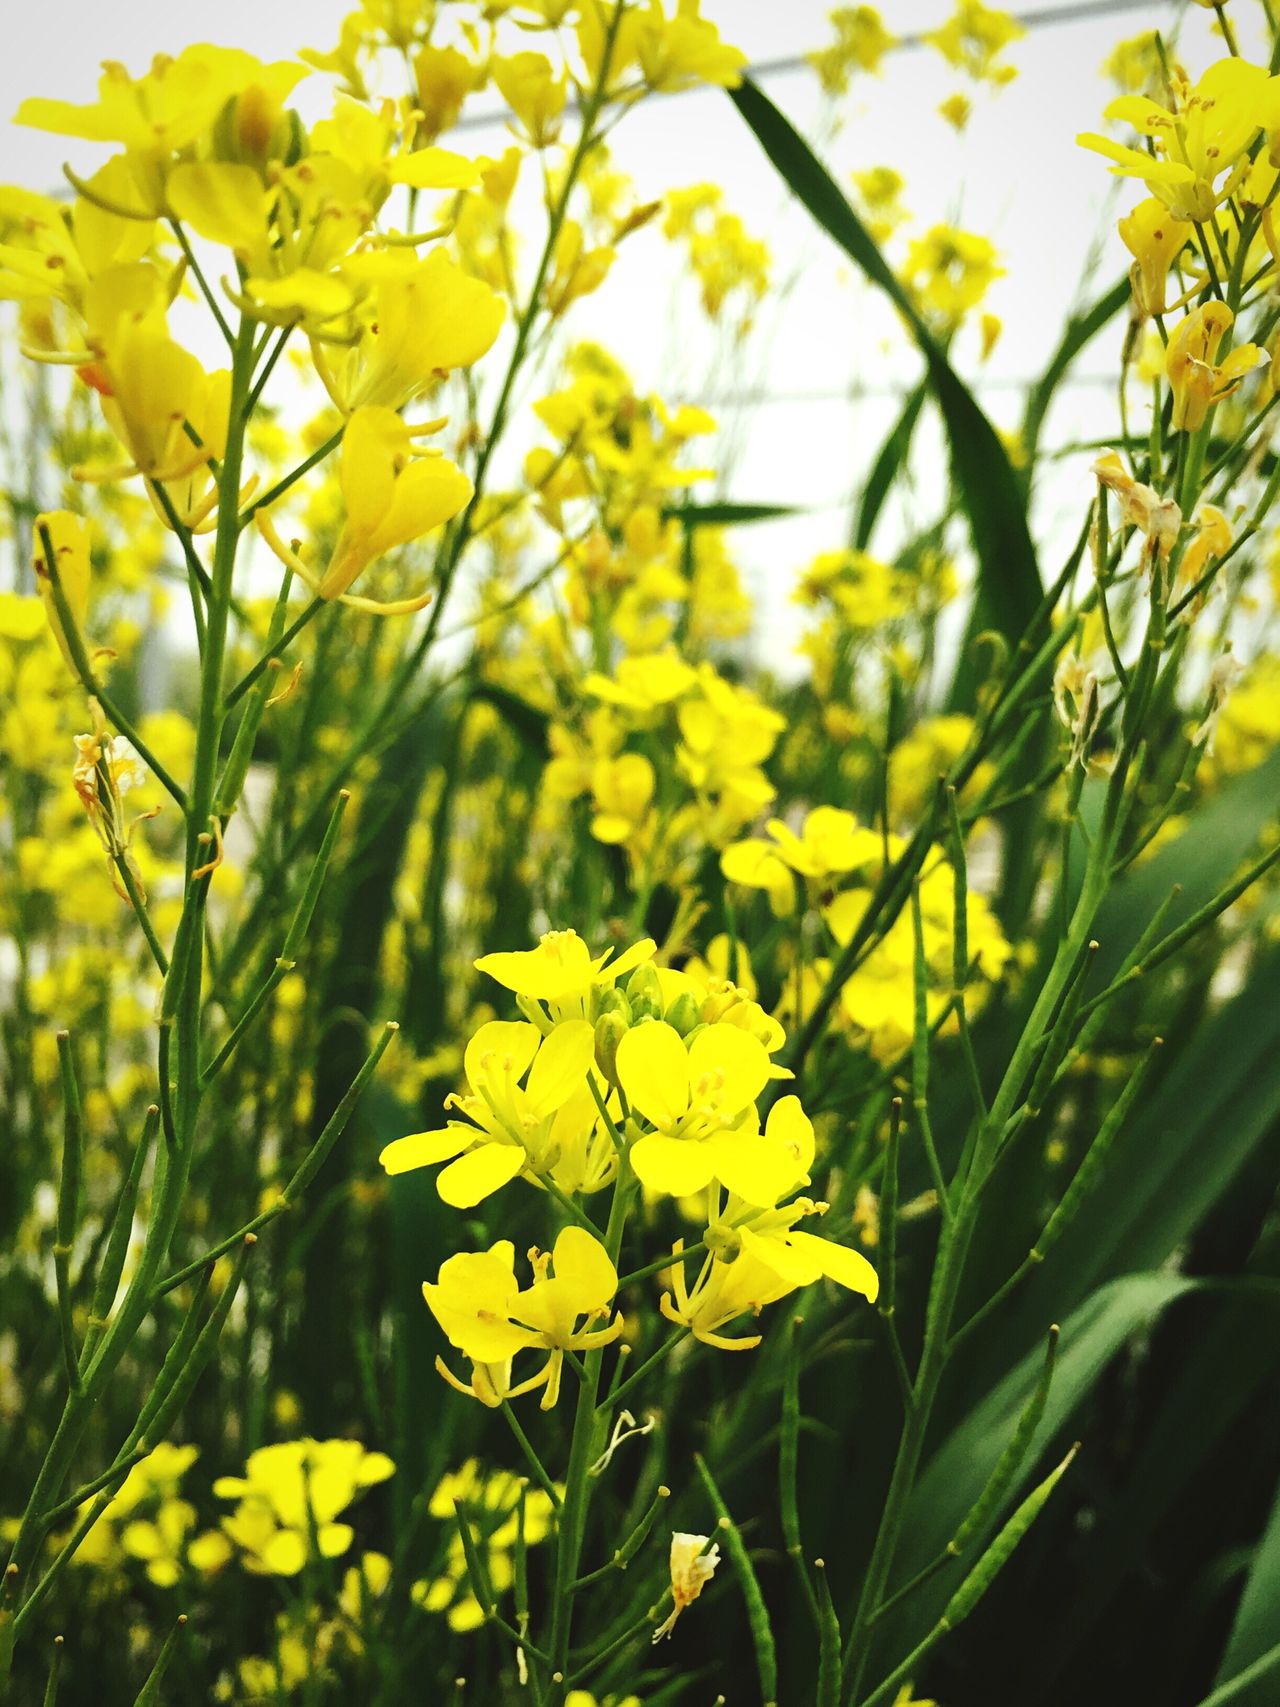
top-left (0, 2), bottom-right (1255, 671)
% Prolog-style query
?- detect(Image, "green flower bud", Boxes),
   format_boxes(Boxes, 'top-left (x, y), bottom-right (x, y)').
top-left (594, 1011), bottom-right (628, 1084)
top-left (591, 985), bottom-right (632, 1026)
top-left (626, 963), bottom-right (664, 1022)
top-left (665, 991), bottom-right (702, 1037)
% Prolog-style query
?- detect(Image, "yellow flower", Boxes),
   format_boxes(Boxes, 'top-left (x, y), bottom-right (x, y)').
top-left (324, 406), bottom-right (470, 600)
top-left (652, 1532), bottom-right (721, 1641)
top-left (492, 52), bottom-right (567, 148)
top-left (661, 1199), bottom-right (879, 1351)
top-left (379, 1016), bottom-right (596, 1205)
top-left (1103, 32), bottom-right (1162, 96)
top-left (1165, 302), bottom-right (1265, 432)
top-left (1179, 503), bottom-right (1233, 593)
top-left (616, 1021), bottom-right (806, 1206)
top-left (426, 1227), bottom-right (622, 1409)
top-left (475, 927), bottom-right (656, 1022)
top-left (902, 225), bottom-right (1002, 327)
top-left (581, 0), bottom-right (746, 95)
top-left (1093, 451), bottom-right (1181, 557)
top-left (77, 265), bottom-right (226, 488)
top-left (584, 649), bottom-right (698, 712)
top-left (214, 1439), bottom-right (394, 1577)
top-left (335, 248), bottom-right (506, 412)
top-left (1118, 198), bottom-right (1192, 319)
top-left (416, 1460), bottom-right (558, 1630)
top-left (259, 406), bottom-right (471, 615)
top-left (1079, 58), bottom-right (1280, 222)
top-left (15, 45), bottom-right (307, 163)
top-left (413, 44), bottom-right (485, 141)
top-left (591, 752), bottom-right (655, 844)
top-left (809, 7), bottom-right (896, 94)
top-left (924, 1), bottom-right (1023, 85)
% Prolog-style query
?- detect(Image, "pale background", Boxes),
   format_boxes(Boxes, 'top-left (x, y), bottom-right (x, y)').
top-left (0, 1), bottom-right (1253, 671)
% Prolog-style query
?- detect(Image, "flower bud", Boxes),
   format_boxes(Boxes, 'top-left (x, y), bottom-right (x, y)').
top-left (665, 991), bottom-right (702, 1037)
top-left (594, 1011), bottom-right (628, 1084)
top-left (211, 88), bottom-right (304, 170)
top-left (626, 963), bottom-right (664, 1022)
top-left (591, 985), bottom-right (632, 1026)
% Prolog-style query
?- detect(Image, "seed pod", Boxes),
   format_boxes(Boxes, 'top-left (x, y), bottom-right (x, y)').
top-left (942, 1444), bottom-right (1078, 1629)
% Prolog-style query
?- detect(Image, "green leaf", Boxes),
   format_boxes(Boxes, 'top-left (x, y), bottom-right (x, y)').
top-left (1215, 1466), bottom-right (1280, 1703)
top-left (876, 1274), bottom-right (1200, 1660)
top-left (728, 78), bottom-right (1042, 647)
top-left (469, 682), bottom-right (551, 756)
top-left (1020, 276), bottom-right (1130, 478)
top-left (663, 499), bottom-right (797, 526)
top-left (854, 383), bottom-right (927, 551)
top-left (1011, 946), bottom-right (1280, 1327)
top-left (1091, 746), bottom-right (1280, 989)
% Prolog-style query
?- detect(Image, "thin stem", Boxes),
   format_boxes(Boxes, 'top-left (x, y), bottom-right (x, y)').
top-left (501, 1404), bottom-right (563, 1512)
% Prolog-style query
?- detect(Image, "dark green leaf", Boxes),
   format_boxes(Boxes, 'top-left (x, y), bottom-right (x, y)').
top-left (854, 384), bottom-right (927, 551)
top-left (728, 78), bottom-right (1041, 647)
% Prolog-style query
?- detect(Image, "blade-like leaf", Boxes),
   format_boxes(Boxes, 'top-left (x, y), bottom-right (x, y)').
top-left (1020, 276), bottom-right (1130, 479)
top-left (729, 78), bottom-right (1042, 646)
top-left (854, 383), bottom-right (927, 551)
top-left (1216, 1465), bottom-right (1280, 1702)
top-left (663, 500), bottom-right (797, 526)
top-left (875, 1273), bottom-right (1200, 1664)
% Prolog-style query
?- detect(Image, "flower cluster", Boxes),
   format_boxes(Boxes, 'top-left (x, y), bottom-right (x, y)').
top-left (384, 926), bottom-right (879, 1404)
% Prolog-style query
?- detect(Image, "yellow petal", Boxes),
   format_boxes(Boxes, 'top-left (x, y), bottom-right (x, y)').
top-left (436, 1142), bottom-right (525, 1207)
top-left (630, 1134), bottom-right (716, 1198)
top-left (739, 1224), bottom-right (818, 1288)
top-left (262, 1529), bottom-right (307, 1576)
top-left (616, 1021), bottom-right (691, 1130)
top-left (524, 1019), bottom-right (595, 1114)
top-left (465, 1018), bottom-right (540, 1096)
top-left (386, 146), bottom-right (481, 189)
top-left (764, 1096), bottom-right (815, 1182)
top-left (371, 452), bottom-right (473, 551)
top-left (687, 1023), bottom-right (770, 1114)
top-left (379, 1127), bottom-right (472, 1175)
top-left (246, 269), bottom-right (354, 318)
top-left (787, 1230), bottom-right (879, 1301)
top-left (706, 1132), bottom-right (800, 1209)
top-left (168, 161), bottom-right (269, 253)
top-left (550, 1224), bottom-right (617, 1307)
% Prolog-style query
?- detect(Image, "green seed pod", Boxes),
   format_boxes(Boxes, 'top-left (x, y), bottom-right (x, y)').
top-left (665, 990), bottom-right (702, 1036)
top-left (943, 1444), bottom-right (1078, 1629)
top-left (594, 1011), bottom-right (628, 1084)
top-left (626, 962), bottom-right (664, 1021)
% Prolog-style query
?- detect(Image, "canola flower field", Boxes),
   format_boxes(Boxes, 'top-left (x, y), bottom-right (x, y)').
top-left (1, 3), bottom-right (1279, 1704)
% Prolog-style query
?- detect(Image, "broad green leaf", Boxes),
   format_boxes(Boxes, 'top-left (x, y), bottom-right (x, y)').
top-left (729, 78), bottom-right (1042, 648)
